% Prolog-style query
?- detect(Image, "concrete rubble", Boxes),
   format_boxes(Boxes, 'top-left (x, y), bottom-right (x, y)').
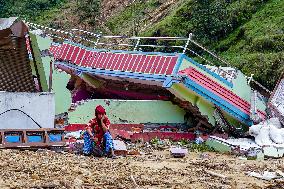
top-left (1, 145), bottom-right (284, 188)
top-left (247, 171), bottom-right (284, 181)
top-left (206, 117), bottom-right (284, 158)
top-left (170, 147), bottom-right (188, 158)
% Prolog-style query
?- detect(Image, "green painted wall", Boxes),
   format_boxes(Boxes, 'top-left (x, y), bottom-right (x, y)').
top-left (29, 34), bottom-right (73, 115)
top-left (231, 71), bottom-right (266, 112)
top-left (231, 70), bottom-right (251, 102)
top-left (81, 73), bottom-right (104, 88)
top-left (52, 69), bottom-right (72, 115)
top-left (206, 139), bottom-right (232, 153)
top-left (195, 96), bottom-right (215, 124)
top-left (68, 99), bottom-right (186, 124)
top-left (29, 33), bottom-right (49, 91)
top-left (170, 83), bottom-right (215, 125)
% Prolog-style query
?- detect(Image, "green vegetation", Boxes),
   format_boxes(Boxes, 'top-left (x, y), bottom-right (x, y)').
top-left (218, 0), bottom-right (284, 89)
top-left (0, 0), bottom-right (283, 89)
top-left (0, 0), bottom-right (66, 21)
top-left (106, 0), bottom-right (162, 35)
top-left (189, 143), bottom-right (215, 152)
top-left (76, 0), bottom-right (101, 26)
top-left (0, 0), bottom-right (101, 27)
top-left (140, 0), bottom-right (284, 90)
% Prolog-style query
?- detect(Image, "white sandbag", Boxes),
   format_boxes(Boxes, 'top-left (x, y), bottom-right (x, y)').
top-left (254, 126), bottom-right (274, 146)
top-left (249, 122), bottom-right (263, 137)
top-left (267, 118), bottom-right (282, 129)
top-left (269, 125), bottom-right (284, 144)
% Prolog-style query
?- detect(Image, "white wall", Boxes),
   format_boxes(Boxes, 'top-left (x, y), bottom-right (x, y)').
top-left (271, 79), bottom-right (284, 116)
top-left (0, 92), bottom-right (55, 129)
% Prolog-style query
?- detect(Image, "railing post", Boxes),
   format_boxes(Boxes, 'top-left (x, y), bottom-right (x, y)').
top-left (247, 74), bottom-right (254, 84)
top-left (49, 60), bottom-right (53, 92)
top-left (94, 32), bottom-right (102, 48)
top-left (134, 38), bottom-right (140, 51)
top-left (183, 33), bottom-right (192, 54)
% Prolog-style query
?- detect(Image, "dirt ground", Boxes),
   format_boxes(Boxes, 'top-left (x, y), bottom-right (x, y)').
top-left (0, 149), bottom-right (284, 189)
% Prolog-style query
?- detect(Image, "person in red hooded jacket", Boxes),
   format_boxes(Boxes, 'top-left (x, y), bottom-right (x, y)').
top-left (83, 105), bottom-right (115, 157)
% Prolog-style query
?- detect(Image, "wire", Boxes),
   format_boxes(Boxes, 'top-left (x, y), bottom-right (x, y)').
top-left (0, 109), bottom-right (43, 128)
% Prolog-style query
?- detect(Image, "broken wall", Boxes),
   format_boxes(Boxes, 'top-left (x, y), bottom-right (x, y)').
top-left (0, 92), bottom-right (55, 129)
top-left (68, 99), bottom-right (186, 124)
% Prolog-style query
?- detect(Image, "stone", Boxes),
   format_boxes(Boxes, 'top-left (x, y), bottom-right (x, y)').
top-left (170, 147), bottom-right (188, 158)
top-left (113, 139), bottom-right (127, 156)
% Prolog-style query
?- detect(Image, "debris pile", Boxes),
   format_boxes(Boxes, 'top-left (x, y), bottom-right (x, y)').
top-left (249, 118), bottom-right (284, 146)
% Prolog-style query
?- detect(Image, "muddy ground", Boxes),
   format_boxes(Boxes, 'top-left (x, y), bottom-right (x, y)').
top-left (0, 149), bottom-right (283, 189)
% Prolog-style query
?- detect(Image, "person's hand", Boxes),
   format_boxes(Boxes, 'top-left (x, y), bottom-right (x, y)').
top-left (101, 115), bottom-right (107, 123)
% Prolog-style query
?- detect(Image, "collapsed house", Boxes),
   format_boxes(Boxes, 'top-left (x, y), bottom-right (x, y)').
top-left (0, 18), bottom-right (64, 148)
top-left (24, 21), bottom-right (270, 141)
top-left (207, 74), bottom-right (284, 158)
top-left (2, 17), bottom-right (283, 155)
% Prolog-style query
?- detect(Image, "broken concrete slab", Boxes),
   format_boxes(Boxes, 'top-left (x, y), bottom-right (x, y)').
top-left (170, 147), bottom-right (188, 158)
top-left (249, 118), bottom-right (284, 146)
top-left (205, 137), bottom-right (232, 153)
top-left (113, 139), bottom-right (127, 156)
top-left (263, 146), bottom-right (284, 158)
top-left (268, 72), bottom-right (284, 125)
top-left (248, 171), bottom-right (283, 181)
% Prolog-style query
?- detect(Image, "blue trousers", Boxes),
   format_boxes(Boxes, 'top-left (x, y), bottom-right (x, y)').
top-left (103, 132), bottom-right (114, 154)
top-left (83, 131), bottom-right (94, 155)
top-left (83, 131), bottom-right (114, 155)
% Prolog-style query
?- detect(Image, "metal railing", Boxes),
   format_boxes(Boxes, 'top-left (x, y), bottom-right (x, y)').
top-left (25, 21), bottom-right (271, 94)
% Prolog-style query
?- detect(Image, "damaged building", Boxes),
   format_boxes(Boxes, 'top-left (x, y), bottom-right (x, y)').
top-left (0, 18), bottom-right (64, 148)
top-left (2, 17), bottom-right (283, 149)
top-left (32, 21), bottom-right (269, 141)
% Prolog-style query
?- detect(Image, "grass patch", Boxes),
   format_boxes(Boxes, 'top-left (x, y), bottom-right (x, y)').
top-left (105, 0), bottom-right (163, 34)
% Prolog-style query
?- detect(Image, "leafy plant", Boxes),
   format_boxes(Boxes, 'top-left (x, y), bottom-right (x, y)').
top-left (189, 142), bottom-right (215, 152)
top-left (76, 0), bottom-right (101, 26)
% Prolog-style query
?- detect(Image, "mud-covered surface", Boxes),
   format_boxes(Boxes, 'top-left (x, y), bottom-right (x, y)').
top-left (0, 150), bottom-right (284, 188)
top-left (0, 149), bottom-right (283, 189)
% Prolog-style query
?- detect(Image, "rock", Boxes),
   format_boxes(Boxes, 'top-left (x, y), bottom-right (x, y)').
top-left (73, 177), bottom-right (84, 188)
top-left (248, 171), bottom-right (282, 181)
top-left (31, 173), bottom-right (40, 180)
top-left (127, 150), bottom-right (141, 156)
